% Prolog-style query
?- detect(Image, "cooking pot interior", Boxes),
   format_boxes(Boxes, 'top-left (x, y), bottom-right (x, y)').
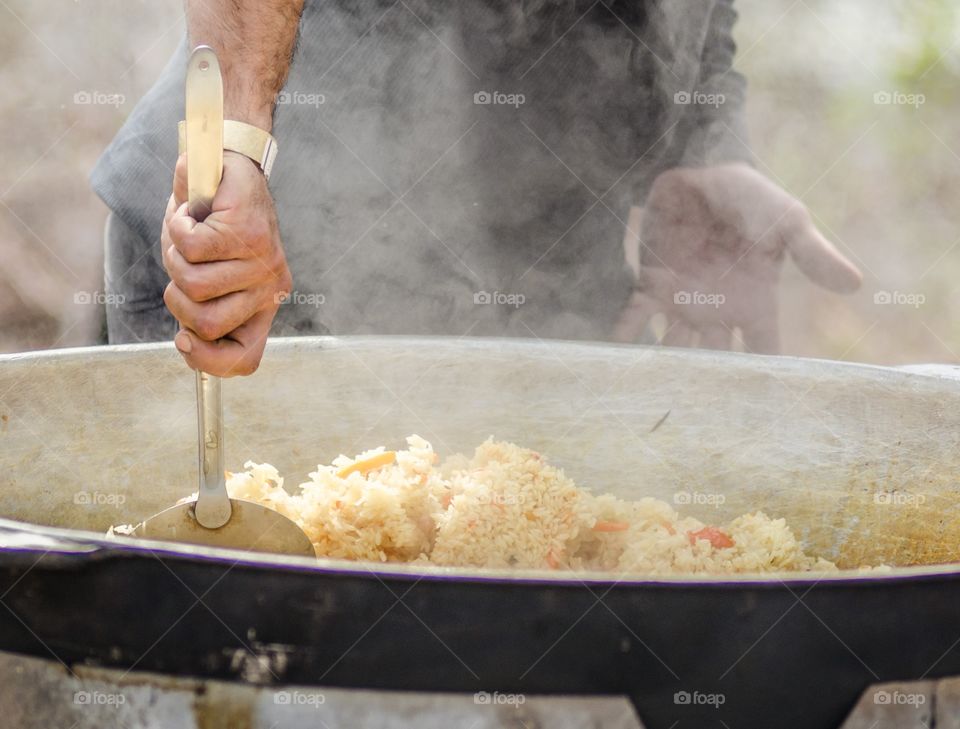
top-left (1, 337), bottom-right (957, 570)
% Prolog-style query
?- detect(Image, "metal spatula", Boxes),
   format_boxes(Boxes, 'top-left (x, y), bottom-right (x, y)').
top-left (137, 46), bottom-right (314, 557)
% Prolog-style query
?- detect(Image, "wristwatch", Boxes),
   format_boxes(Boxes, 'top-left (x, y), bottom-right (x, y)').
top-left (177, 119), bottom-right (278, 179)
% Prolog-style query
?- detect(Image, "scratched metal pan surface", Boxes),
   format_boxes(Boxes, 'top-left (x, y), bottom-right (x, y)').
top-left (1, 337), bottom-right (960, 729)
top-left (1, 336), bottom-right (958, 571)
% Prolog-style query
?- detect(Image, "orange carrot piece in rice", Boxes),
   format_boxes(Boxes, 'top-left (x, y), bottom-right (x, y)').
top-left (336, 451), bottom-right (397, 479)
top-left (593, 520), bottom-right (630, 532)
top-left (687, 526), bottom-right (735, 549)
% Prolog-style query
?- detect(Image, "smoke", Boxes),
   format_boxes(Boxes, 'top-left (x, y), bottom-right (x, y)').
top-left (2, 0), bottom-right (949, 364)
top-left (262, 0), bottom-right (708, 342)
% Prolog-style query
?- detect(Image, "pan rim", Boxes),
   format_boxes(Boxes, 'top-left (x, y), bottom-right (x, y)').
top-left (0, 335), bottom-right (944, 384)
top-left (3, 516), bottom-right (958, 588)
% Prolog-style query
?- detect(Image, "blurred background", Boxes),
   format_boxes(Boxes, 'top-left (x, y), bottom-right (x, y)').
top-left (0, 0), bottom-right (956, 364)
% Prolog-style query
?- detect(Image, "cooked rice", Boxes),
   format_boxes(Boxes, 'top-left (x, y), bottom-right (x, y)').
top-left (221, 435), bottom-right (838, 575)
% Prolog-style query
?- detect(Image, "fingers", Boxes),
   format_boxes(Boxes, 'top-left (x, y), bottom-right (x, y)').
top-left (166, 202), bottom-right (275, 266)
top-left (164, 281), bottom-right (270, 342)
top-left (781, 207), bottom-right (862, 293)
top-left (611, 290), bottom-right (659, 343)
top-left (167, 211), bottom-right (240, 263)
top-left (162, 242), bottom-right (267, 302)
top-left (174, 309), bottom-right (273, 377)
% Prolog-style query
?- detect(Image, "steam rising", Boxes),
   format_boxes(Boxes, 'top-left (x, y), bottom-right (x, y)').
top-left (265, 0), bottom-right (732, 340)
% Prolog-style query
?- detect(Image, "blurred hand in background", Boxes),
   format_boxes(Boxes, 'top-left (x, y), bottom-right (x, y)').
top-left (613, 163), bottom-right (862, 354)
top-left (161, 151), bottom-right (291, 376)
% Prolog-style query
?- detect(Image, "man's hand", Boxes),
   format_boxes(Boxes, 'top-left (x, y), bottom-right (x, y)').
top-left (612, 163), bottom-right (862, 354)
top-left (160, 0), bottom-right (304, 374)
top-left (162, 151), bottom-right (291, 376)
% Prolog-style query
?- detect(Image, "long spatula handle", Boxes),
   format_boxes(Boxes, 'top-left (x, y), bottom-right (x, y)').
top-left (184, 45), bottom-right (229, 529)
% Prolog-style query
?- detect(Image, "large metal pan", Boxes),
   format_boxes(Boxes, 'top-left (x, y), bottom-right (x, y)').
top-left (0, 337), bottom-right (959, 728)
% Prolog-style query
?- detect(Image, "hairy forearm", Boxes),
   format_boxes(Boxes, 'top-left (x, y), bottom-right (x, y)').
top-left (185, 0), bottom-right (305, 131)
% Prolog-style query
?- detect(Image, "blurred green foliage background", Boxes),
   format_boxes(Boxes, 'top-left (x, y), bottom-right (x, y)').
top-left (738, 0), bottom-right (960, 363)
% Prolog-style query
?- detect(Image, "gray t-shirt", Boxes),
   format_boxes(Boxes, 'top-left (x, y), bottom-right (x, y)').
top-left (92, 0), bottom-right (750, 343)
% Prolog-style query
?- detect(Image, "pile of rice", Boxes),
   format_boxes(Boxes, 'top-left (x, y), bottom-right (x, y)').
top-left (221, 435), bottom-right (837, 575)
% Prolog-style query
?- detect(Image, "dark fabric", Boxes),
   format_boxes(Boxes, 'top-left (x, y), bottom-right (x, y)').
top-left (103, 212), bottom-right (175, 344)
top-left (92, 0), bottom-right (750, 344)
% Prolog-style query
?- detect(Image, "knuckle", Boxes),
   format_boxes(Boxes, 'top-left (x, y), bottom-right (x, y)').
top-left (178, 240), bottom-right (203, 264)
top-left (178, 271), bottom-right (211, 302)
top-left (167, 217), bottom-right (186, 244)
top-left (162, 282), bottom-right (178, 309)
top-left (192, 310), bottom-right (224, 341)
top-left (160, 243), bottom-right (173, 273)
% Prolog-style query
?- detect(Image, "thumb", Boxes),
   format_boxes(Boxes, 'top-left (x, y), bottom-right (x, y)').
top-left (173, 311), bottom-right (270, 377)
top-left (783, 214), bottom-right (862, 293)
top-left (173, 153), bottom-right (188, 209)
